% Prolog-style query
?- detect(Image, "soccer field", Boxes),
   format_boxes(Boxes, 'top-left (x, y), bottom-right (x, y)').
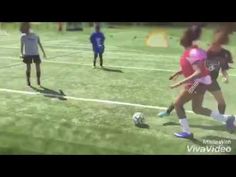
top-left (0, 23), bottom-right (236, 154)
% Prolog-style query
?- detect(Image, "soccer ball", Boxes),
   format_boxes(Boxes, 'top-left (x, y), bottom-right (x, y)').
top-left (132, 112), bottom-right (145, 125)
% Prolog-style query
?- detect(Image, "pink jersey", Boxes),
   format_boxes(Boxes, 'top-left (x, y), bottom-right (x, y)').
top-left (180, 47), bottom-right (211, 85)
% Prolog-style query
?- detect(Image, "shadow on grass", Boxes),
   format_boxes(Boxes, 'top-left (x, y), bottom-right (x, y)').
top-left (189, 138), bottom-right (204, 146)
top-left (163, 122), bottom-right (236, 148)
top-left (135, 123), bottom-right (150, 129)
top-left (30, 86), bottom-right (67, 101)
top-left (163, 121), bottom-right (227, 132)
top-left (163, 122), bottom-right (179, 126)
top-left (102, 67), bottom-right (123, 73)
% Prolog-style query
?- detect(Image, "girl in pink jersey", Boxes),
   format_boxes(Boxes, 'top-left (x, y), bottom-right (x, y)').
top-left (167, 25), bottom-right (235, 138)
top-left (159, 25), bottom-right (234, 117)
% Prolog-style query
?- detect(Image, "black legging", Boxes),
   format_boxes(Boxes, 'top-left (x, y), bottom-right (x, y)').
top-left (94, 53), bottom-right (103, 67)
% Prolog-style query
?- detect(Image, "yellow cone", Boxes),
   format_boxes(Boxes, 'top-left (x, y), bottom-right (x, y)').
top-left (146, 29), bottom-right (168, 48)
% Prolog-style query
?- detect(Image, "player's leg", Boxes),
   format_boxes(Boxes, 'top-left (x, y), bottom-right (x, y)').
top-left (210, 90), bottom-right (226, 114)
top-left (23, 56), bottom-right (32, 86)
top-left (93, 53), bottom-right (98, 68)
top-left (173, 89), bottom-right (194, 138)
top-left (192, 84), bottom-right (235, 132)
top-left (191, 92), bottom-right (212, 116)
top-left (26, 63), bottom-right (31, 86)
top-left (34, 56), bottom-right (42, 85)
top-left (158, 103), bottom-right (175, 117)
top-left (208, 80), bottom-right (226, 114)
top-left (99, 53), bottom-right (103, 67)
top-left (35, 63), bottom-right (41, 85)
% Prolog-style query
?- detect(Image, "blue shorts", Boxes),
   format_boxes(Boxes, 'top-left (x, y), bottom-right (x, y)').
top-left (93, 46), bottom-right (105, 54)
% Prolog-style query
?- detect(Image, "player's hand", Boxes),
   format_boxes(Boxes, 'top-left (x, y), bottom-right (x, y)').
top-left (222, 77), bottom-right (229, 84)
top-left (169, 75), bottom-right (175, 80)
top-left (170, 82), bottom-right (182, 89)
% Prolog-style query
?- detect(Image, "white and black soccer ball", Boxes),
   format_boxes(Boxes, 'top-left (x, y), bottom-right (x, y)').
top-left (132, 112), bottom-right (145, 125)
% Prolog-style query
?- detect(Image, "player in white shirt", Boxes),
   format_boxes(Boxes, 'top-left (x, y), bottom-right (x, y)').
top-left (20, 22), bottom-right (46, 86)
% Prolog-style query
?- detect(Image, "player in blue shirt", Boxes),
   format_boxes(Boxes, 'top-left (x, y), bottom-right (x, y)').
top-left (90, 25), bottom-right (105, 68)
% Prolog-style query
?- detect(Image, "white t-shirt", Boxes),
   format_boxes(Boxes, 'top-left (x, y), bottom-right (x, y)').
top-left (21, 33), bottom-right (39, 56)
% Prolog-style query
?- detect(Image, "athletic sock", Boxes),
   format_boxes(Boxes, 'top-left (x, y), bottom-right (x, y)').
top-left (179, 118), bottom-right (191, 134)
top-left (210, 111), bottom-right (228, 122)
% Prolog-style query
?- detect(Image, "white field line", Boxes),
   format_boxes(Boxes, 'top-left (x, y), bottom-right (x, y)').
top-left (0, 56), bottom-right (176, 73)
top-left (0, 46), bottom-right (178, 59)
top-left (0, 63), bottom-right (22, 69)
top-left (0, 87), bottom-right (194, 114)
top-left (1, 56), bottom-right (236, 77)
top-left (0, 48), bottom-right (177, 60)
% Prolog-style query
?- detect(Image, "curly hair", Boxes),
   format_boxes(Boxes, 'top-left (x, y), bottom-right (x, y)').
top-left (180, 25), bottom-right (202, 48)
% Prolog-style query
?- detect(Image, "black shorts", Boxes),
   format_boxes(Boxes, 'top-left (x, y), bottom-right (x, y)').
top-left (207, 80), bottom-right (221, 92)
top-left (185, 82), bottom-right (207, 95)
top-left (23, 55), bottom-right (41, 64)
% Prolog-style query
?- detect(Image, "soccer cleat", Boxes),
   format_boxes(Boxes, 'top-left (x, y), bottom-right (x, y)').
top-left (226, 115), bottom-right (235, 133)
top-left (174, 132), bottom-right (194, 139)
top-left (158, 111), bottom-right (170, 118)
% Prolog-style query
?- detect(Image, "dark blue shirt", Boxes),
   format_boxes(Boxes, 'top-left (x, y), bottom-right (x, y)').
top-left (90, 32), bottom-right (105, 53)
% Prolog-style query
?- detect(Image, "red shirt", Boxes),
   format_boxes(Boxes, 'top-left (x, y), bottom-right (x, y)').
top-left (180, 47), bottom-right (209, 79)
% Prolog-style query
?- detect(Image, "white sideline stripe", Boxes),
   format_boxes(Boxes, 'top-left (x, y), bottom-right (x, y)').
top-left (31, 60), bottom-right (236, 76)
top-left (0, 56), bottom-right (177, 73)
top-left (0, 46), bottom-right (177, 59)
top-left (0, 63), bottom-right (22, 69)
top-left (2, 56), bottom-right (236, 76)
top-left (0, 87), bottom-right (194, 114)
top-left (0, 52), bottom-right (177, 63)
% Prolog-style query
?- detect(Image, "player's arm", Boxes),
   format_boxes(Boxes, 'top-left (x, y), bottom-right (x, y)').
top-left (221, 52), bottom-right (231, 83)
top-left (102, 33), bottom-right (105, 43)
top-left (169, 70), bottom-right (182, 80)
top-left (221, 69), bottom-right (229, 83)
top-left (227, 50), bottom-right (233, 63)
top-left (170, 62), bottom-right (202, 89)
top-left (90, 34), bottom-right (93, 43)
top-left (38, 37), bottom-right (46, 58)
top-left (20, 37), bottom-right (24, 57)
